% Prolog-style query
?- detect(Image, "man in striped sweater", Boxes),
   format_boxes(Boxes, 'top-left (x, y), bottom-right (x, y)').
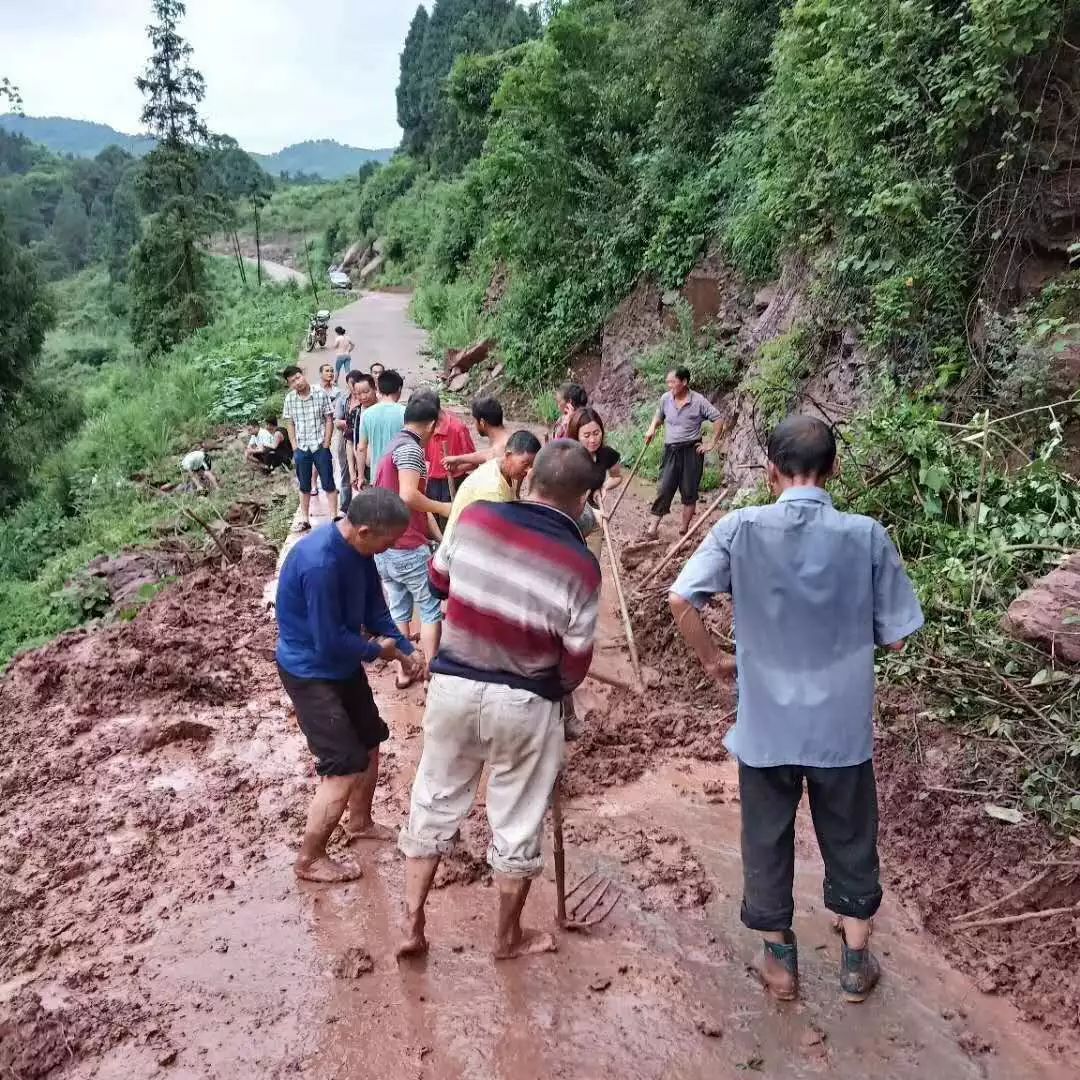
top-left (397, 440), bottom-right (603, 961)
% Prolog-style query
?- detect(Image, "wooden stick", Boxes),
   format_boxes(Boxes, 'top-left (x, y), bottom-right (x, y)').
top-left (636, 485), bottom-right (734, 591)
top-left (584, 667), bottom-right (637, 692)
top-left (606, 441), bottom-right (650, 526)
top-left (950, 868), bottom-right (1053, 924)
top-left (953, 901), bottom-right (1079, 931)
top-left (182, 507), bottom-right (236, 564)
top-left (599, 497), bottom-right (642, 685)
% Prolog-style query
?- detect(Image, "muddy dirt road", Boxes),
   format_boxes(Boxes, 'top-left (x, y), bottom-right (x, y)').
top-left (0, 292), bottom-right (1074, 1079)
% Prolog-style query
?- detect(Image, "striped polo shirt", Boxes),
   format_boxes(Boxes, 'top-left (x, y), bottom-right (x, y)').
top-left (428, 500), bottom-right (601, 701)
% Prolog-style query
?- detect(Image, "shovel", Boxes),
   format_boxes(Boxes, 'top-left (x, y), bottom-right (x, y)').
top-left (552, 777), bottom-right (620, 930)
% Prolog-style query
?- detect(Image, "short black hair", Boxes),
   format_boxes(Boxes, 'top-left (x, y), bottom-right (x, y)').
top-left (265, 413), bottom-right (279, 426)
top-left (506, 429), bottom-right (542, 456)
top-left (346, 487), bottom-right (411, 531)
top-left (377, 370), bottom-right (403, 396)
top-left (404, 393), bottom-right (440, 425)
top-left (670, 366), bottom-right (691, 384)
top-left (334, 325), bottom-right (346, 335)
top-left (346, 370), bottom-right (374, 388)
top-left (558, 382), bottom-right (588, 409)
top-left (767, 414), bottom-right (837, 479)
top-left (530, 439), bottom-right (600, 503)
top-left (370, 362), bottom-right (385, 373)
top-left (472, 395), bottom-right (504, 428)
top-left (281, 364), bottom-right (302, 381)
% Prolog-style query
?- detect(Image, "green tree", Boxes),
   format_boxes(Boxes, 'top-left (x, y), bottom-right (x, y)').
top-left (107, 180), bottom-right (142, 282)
top-left (130, 0), bottom-right (211, 353)
top-left (397, 6), bottom-right (430, 154)
top-left (397, 0), bottom-right (539, 160)
top-left (51, 187), bottom-right (91, 272)
top-left (0, 207), bottom-right (54, 505)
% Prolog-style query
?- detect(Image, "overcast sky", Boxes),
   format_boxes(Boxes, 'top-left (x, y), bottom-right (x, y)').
top-left (0, 0), bottom-right (424, 151)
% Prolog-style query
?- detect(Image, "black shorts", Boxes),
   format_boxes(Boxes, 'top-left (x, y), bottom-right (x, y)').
top-left (427, 477), bottom-right (452, 526)
top-left (651, 440), bottom-right (705, 516)
top-left (277, 663), bottom-right (389, 776)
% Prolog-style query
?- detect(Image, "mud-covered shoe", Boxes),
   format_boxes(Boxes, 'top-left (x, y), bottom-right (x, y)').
top-left (758, 931), bottom-right (798, 1001)
top-left (840, 937), bottom-right (880, 1003)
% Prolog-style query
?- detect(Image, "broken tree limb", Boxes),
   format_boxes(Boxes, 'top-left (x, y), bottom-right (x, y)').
top-left (182, 507), bottom-right (237, 565)
top-left (599, 497), bottom-right (642, 685)
top-left (636, 485), bottom-right (735, 592)
top-left (953, 901), bottom-right (1080, 931)
top-left (606, 441), bottom-right (650, 526)
top-left (950, 868), bottom-right (1054, 924)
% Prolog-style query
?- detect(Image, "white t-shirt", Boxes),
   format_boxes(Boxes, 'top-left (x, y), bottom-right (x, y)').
top-left (181, 449), bottom-right (209, 472)
top-left (248, 428), bottom-right (275, 450)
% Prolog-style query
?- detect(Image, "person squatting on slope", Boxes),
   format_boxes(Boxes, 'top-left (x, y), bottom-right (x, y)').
top-left (397, 440), bottom-right (601, 961)
top-left (669, 415), bottom-right (924, 1003)
top-left (275, 489), bottom-right (423, 883)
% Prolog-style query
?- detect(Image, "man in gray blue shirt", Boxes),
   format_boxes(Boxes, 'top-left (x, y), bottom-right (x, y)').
top-left (669, 415), bottom-right (923, 1004)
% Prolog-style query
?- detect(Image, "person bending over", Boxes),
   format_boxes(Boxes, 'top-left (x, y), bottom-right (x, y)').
top-left (669, 415), bottom-right (923, 1004)
top-left (438, 429), bottom-right (541, 548)
top-left (276, 489), bottom-right (423, 883)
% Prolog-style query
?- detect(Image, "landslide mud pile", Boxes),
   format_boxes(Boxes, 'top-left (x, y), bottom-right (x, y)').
top-left (0, 554), bottom-right (289, 1074)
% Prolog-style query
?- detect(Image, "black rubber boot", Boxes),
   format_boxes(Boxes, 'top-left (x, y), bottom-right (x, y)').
top-left (840, 933), bottom-right (881, 1003)
top-left (759, 930), bottom-right (798, 1001)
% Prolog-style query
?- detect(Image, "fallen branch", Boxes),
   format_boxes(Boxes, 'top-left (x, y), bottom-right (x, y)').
top-left (606, 441), bottom-right (650, 526)
top-left (953, 901), bottom-right (1080, 931)
top-left (636, 485), bottom-right (735, 592)
top-left (950, 867), bottom-right (1053, 924)
top-left (182, 507), bottom-right (237, 565)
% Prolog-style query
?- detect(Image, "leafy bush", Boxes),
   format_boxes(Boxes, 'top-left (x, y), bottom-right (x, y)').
top-left (635, 301), bottom-right (739, 393)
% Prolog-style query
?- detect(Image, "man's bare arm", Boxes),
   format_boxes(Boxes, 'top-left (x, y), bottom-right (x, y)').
top-left (669, 593), bottom-right (735, 681)
top-left (398, 468), bottom-right (451, 518)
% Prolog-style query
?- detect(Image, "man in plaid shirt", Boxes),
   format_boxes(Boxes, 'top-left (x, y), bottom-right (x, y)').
top-left (282, 365), bottom-right (338, 532)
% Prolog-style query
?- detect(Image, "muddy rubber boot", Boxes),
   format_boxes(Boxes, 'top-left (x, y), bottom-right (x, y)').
top-left (840, 936), bottom-right (880, 1003)
top-left (759, 931), bottom-right (798, 1001)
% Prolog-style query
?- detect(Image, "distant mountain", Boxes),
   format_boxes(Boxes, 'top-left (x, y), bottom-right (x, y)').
top-left (0, 114), bottom-right (156, 157)
top-left (0, 115), bottom-right (396, 179)
top-left (249, 140), bottom-right (394, 178)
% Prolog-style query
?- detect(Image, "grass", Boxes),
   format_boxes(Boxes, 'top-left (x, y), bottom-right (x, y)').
top-left (0, 260), bottom-right (335, 668)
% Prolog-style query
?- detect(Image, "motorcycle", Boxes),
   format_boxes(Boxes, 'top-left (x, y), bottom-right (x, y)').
top-left (305, 309), bottom-right (331, 351)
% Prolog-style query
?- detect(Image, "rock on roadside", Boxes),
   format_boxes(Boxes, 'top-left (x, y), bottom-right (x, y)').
top-left (1001, 553), bottom-right (1080, 664)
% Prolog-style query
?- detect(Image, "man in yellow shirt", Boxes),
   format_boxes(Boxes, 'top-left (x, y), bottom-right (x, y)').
top-left (440, 430), bottom-right (541, 547)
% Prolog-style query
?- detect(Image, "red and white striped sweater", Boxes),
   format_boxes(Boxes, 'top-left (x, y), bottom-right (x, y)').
top-left (428, 500), bottom-right (601, 700)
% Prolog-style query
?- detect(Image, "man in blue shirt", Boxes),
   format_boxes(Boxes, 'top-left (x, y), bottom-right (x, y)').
top-left (276, 489), bottom-right (423, 884)
top-left (669, 415), bottom-right (923, 1004)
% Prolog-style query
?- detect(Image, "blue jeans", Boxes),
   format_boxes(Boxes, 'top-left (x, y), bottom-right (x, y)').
top-left (334, 354), bottom-right (351, 379)
top-left (294, 447), bottom-right (335, 496)
top-left (374, 546), bottom-right (443, 626)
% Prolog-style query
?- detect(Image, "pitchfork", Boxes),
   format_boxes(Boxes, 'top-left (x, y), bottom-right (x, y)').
top-left (551, 778), bottom-right (621, 929)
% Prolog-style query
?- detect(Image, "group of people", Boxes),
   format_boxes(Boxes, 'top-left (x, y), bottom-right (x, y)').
top-left (273, 355), bottom-right (924, 1002)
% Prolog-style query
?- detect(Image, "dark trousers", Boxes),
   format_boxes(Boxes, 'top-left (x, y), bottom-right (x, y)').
top-left (739, 760), bottom-right (882, 932)
top-left (427, 476), bottom-right (452, 530)
top-left (650, 440), bottom-right (704, 517)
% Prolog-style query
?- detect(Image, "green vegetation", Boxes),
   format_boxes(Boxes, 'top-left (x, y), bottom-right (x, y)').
top-left (0, 267), bottom-right (316, 667)
top-left (634, 301), bottom-right (738, 392)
